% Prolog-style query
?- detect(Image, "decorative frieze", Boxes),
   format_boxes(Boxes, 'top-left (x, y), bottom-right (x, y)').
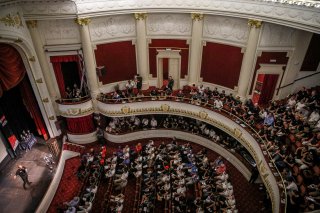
top-left (191, 13), bottom-right (204, 21)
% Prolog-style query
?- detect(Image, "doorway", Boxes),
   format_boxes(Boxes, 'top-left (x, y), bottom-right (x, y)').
top-left (251, 64), bottom-right (285, 105)
top-left (252, 74), bottom-right (279, 105)
top-left (156, 50), bottom-right (181, 90)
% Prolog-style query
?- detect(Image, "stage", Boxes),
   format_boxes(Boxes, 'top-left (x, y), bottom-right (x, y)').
top-left (0, 139), bottom-right (56, 213)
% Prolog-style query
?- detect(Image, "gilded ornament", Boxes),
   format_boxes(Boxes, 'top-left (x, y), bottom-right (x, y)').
top-left (161, 104), bottom-right (170, 112)
top-left (248, 19), bottom-right (262, 28)
top-left (26, 20), bottom-right (37, 28)
top-left (35, 78), bottom-right (43, 83)
top-left (48, 116), bottom-right (55, 120)
top-left (191, 13), bottom-right (203, 21)
top-left (121, 106), bottom-right (130, 114)
top-left (67, 108), bottom-right (81, 116)
top-left (234, 128), bottom-right (242, 138)
top-left (0, 13), bottom-right (23, 28)
top-left (14, 38), bottom-right (22, 43)
top-left (75, 18), bottom-right (91, 26)
top-left (134, 13), bottom-right (147, 20)
top-left (42, 98), bottom-right (49, 103)
top-left (29, 56), bottom-right (36, 62)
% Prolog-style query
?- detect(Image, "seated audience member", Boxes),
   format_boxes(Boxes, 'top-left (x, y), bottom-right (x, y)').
top-left (214, 98), bottom-right (223, 111)
top-left (263, 112), bottom-right (275, 127)
top-left (64, 196), bottom-right (80, 207)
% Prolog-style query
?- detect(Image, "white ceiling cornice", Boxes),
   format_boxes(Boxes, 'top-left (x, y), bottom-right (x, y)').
top-left (1, 0), bottom-right (319, 33)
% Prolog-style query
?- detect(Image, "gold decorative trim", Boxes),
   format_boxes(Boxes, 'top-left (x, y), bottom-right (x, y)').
top-left (199, 111), bottom-right (208, 119)
top-left (14, 38), bottom-right (22, 43)
top-left (234, 128), bottom-right (242, 138)
top-left (26, 20), bottom-right (37, 28)
top-left (191, 13), bottom-right (203, 21)
top-left (0, 13), bottom-right (23, 28)
top-left (134, 13), bottom-right (147, 20)
top-left (161, 104), bottom-right (170, 112)
top-left (59, 107), bottom-right (94, 117)
top-left (121, 106), bottom-right (130, 114)
top-left (29, 56), bottom-right (35, 62)
top-left (35, 78), bottom-right (43, 83)
top-left (248, 19), bottom-right (262, 28)
top-left (75, 18), bottom-right (91, 26)
top-left (48, 116), bottom-right (55, 120)
top-left (42, 98), bottom-right (49, 103)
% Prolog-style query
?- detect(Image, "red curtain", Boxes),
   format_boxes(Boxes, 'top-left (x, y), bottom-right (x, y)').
top-left (0, 44), bottom-right (26, 97)
top-left (66, 114), bottom-right (95, 134)
top-left (200, 42), bottom-right (243, 89)
top-left (19, 77), bottom-right (49, 140)
top-left (163, 58), bottom-right (169, 80)
top-left (95, 41), bottom-right (137, 84)
top-left (50, 55), bottom-right (81, 98)
top-left (259, 74), bottom-right (279, 105)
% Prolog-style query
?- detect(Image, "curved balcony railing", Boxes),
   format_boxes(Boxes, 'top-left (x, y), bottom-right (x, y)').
top-left (97, 94), bottom-right (287, 213)
top-left (56, 97), bottom-right (94, 118)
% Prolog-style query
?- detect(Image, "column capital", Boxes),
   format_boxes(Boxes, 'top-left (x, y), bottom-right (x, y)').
top-left (26, 20), bottom-right (37, 28)
top-left (134, 13), bottom-right (147, 21)
top-left (75, 18), bottom-right (91, 26)
top-left (191, 13), bottom-right (204, 21)
top-left (248, 19), bottom-right (262, 28)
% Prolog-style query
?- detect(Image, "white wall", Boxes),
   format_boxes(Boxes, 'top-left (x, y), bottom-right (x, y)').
top-left (0, 133), bottom-right (8, 163)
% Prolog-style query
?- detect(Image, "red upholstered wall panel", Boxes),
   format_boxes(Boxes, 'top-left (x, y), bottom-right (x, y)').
top-left (149, 39), bottom-right (189, 78)
top-left (95, 41), bottom-right (137, 84)
top-left (200, 42), bottom-right (243, 89)
top-left (249, 52), bottom-right (289, 94)
top-left (301, 33), bottom-right (320, 71)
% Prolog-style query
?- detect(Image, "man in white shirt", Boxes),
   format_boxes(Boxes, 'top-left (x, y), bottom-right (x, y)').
top-left (214, 99), bottom-right (223, 110)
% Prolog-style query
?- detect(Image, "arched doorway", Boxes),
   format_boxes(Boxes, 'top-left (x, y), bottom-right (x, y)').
top-left (0, 43), bottom-right (48, 152)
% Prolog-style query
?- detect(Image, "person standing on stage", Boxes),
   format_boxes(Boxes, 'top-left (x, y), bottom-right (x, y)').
top-left (14, 165), bottom-right (32, 189)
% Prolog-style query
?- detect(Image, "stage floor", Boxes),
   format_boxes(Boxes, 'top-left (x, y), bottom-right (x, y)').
top-left (0, 140), bottom-right (55, 213)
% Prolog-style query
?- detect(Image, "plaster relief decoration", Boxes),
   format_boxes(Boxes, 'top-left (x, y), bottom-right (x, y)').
top-left (0, 12), bottom-right (23, 28)
top-left (203, 15), bottom-right (248, 45)
top-left (89, 15), bottom-right (135, 42)
top-left (260, 23), bottom-right (297, 47)
top-left (38, 19), bottom-right (80, 45)
top-left (22, 1), bottom-right (76, 15)
top-left (147, 14), bottom-right (192, 37)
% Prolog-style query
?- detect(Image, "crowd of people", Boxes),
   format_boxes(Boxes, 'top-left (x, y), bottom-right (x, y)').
top-left (62, 147), bottom-right (103, 213)
top-left (101, 81), bottom-right (320, 212)
top-left (105, 115), bottom-right (256, 168)
top-left (65, 84), bottom-right (85, 101)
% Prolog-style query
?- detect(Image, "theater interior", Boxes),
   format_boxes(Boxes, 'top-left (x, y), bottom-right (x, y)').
top-left (0, 0), bottom-right (320, 212)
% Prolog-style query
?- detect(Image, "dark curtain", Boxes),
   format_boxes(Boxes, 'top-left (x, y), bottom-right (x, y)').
top-left (50, 55), bottom-right (81, 98)
top-left (0, 44), bottom-right (26, 97)
top-left (259, 74), bottom-right (279, 105)
top-left (66, 114), bottom-right (95, 134)
top-left (19, 77), bottom-right (49, 140)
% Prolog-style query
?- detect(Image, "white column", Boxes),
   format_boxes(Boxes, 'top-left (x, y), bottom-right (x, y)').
top-left (188, 13), bottom-right (204, 85)
top-left (26, 20), bottom-right (57, 99)
top-left (237, 20), bottom-right (262, 100)
top-left (75, 18), bottom-right (99, 98)
top-left (135, 13), bottom-right (149, 89)
top-left (277, 31), bottom-right (313, 99)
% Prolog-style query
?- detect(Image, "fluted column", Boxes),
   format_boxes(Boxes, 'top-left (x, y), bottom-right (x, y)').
top-left (134, 13), bottom-right (149, 89)
top-left (75, 18), bottom-right (99, 97)
top-left (26, 20), bottom-right (57, 99)
top-left (237, 20), bottom-right (262, 99)
top-left (188, 13), bottom-right (204, 85)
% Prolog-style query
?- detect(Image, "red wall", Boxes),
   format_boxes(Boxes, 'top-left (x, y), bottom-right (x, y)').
top-left (95, 41), bottom-right (137, 84)
top-left (200, 42), bottom-right (243, 89)
top-left (149, 39), bottom-right (189, 78)
top-left (301, 33), bottom-right (320, 71)
top-left (249, 52), bottom-right (289, 94)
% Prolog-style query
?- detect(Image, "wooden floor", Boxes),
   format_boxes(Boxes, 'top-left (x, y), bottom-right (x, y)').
top-left (0, 140), bottom-right (56, 213)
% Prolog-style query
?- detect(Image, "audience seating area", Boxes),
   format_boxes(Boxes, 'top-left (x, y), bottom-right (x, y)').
top-left (98, 83), bottom-right (320, 212)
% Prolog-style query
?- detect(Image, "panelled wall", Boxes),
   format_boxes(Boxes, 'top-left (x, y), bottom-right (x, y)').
top-left (33, 14), bottom-right (319, 100)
